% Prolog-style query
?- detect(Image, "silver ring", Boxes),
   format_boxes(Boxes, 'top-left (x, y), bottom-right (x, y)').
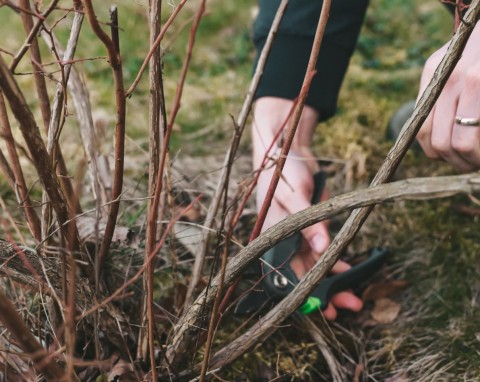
top-left (454, 116), bottom-right (480, 126)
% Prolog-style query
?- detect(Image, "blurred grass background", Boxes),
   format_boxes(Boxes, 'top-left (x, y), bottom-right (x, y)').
top-left (0, 0), bottom-right (479, 380)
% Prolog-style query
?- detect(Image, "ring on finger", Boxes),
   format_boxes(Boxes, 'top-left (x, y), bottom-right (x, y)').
top-left (454, 116), bottom-right (480, 127)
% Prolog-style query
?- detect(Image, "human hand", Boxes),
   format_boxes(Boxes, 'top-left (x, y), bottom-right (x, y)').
top-left (256, 149), bottom-right (363, 320)
top-left (417, 23), bottom-right (480, 172)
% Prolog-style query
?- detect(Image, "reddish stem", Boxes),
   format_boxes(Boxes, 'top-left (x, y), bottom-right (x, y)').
top-left (82, 1), bottom-right (127, 284)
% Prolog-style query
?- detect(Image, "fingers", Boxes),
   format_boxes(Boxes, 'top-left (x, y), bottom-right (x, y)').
top-left (419, 84), bottom-right (480, 171)
top-left (323, 304), bottom-right (337, 321)
top-left (451, 74), bottom-right (480, 170)
top-left (417, 38), bottom-right (480, 172)
top-left (417, 106), bottom-right (440, 159)
top-left (429, 90), bottom-right (473, 170)
top-left (322, 291), bottom-right (364, 321)
top-left (276, 177), bottom-right (330, 255)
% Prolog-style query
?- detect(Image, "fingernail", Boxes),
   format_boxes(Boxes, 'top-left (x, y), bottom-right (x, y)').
top-left (312, 234), bottom-right (329, 254)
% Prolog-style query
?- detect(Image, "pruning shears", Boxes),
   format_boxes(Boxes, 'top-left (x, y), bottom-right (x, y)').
top-left (235, 172), bottom-right (390, 316)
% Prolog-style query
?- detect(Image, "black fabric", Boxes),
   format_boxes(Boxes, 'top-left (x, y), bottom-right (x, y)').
top-left (253, 0), bottom-right (369, 120)
top-left (443, 0), bottom-right (472, 16)
top-left (253, 35), bottom-right (352, 121)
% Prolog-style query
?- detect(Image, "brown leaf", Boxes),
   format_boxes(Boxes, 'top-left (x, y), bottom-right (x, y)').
top-left (108, 358), bottom-right (135, 381)
top-left (362, 280), bottom-right (408, 302)
top-left (371, 298), bottom-right (400, 324)
top-left (77, 216), bottom-right (139, 249)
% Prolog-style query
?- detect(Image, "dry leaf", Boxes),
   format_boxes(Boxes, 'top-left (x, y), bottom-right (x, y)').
top-left (108, 358), bottom-right (135, 381)
top-left (362, 280), bottom-right (408, 302)
top-left (77, 216), bottom-right (138, 249)
top-left (371, 298), bottom-right (400, 324)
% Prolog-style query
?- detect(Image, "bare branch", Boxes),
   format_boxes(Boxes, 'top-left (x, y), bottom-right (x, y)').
top-left (137, 0), bottom-right (169, 373)
top-left (126, 0), bottom-right (188, 97)
top-left (167, 172), bottom-right (480, 368)
top-left (9, 0), bottom-right (60, 72)
top-left (185, 0), bottom-right (290, 309)
top-left (0, 55), bottom-right (80, 252)
top-left (0, 90), bottom-right (41, 240)
top-left (82, 0), bottom-right (127, 283)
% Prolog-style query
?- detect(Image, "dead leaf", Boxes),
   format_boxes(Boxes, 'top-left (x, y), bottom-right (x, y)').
top-left (77, 216), bottom-right (138, 249)
top-left (108, 358), bottom-right (135, 381)
top-left (362, 280), bottom-right (408, 302)
top-left (371, 298), bottom-right (400, 324)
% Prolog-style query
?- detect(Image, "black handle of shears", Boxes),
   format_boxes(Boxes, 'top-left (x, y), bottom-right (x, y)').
top-left (309, 247), bottom-right (390, 310)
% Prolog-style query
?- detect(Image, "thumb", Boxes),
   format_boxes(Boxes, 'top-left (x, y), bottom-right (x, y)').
top-left (304, 176), bottom-right (330, 255)
top-left (278, 186), bottom-right (331, 256)
top-left (302, 222), bottom-right (330, 256)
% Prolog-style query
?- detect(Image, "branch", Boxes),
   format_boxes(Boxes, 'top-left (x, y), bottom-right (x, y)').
top-left (125, 0), bottom-right (188, 97)
top-left (136, 0), bottom-right (167, 365)
top-left (167, 172), bottom-right (480, 368)
top-left (252, 0), bottom-right (331, 240)
top-left (0, 90), bottom-right (41, 241)
top-left (184, 0), bottom-right (290, 309)
top-left (0, 55), bottom-right (80, 252)
top-left (9, 0), bottom-right (60, 72)
top-left (82, 1), bottom-right (127, 283)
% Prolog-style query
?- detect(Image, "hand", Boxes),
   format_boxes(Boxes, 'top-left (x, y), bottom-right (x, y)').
top-left (256, 148), bottom-right (363, 320)
top-left (417, 23), bottom-right (480, 172)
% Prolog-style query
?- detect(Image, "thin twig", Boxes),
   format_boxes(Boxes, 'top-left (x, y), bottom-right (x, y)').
top-left (184, 0), bottom-right (290, 310)
top-left (0, 55), bottom-right (80, 252)
top-left (82, 1), bottom-right (127, 284)
top-left (9, 0), bottom-right (60, 72)
top-left (0, 90), bottom-right (41, 241)
top-left (142, 0), bottom-right (205, 374)
top-left (297, 315), bottom-right (346, 382)
top-left (136, 0), bottom-right (168, 370)
top-left (198, 117), bottom-right (240, 381)
top-left (252, 0), bottom-right (331, 240)
top-left (40, 6), bottom-right (85, 254)
top-left (174, 171), bottom-right (480, 375)
top-left (126, 0), bottom-right (188, 97)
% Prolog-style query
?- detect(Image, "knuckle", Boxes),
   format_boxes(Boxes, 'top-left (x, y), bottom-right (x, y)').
top-left (452, 136), bottom-right (475, 155)
top-left (416, 129), bottom-right (428, 142)
top-left (430, 137), bottom-right (450, 155)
